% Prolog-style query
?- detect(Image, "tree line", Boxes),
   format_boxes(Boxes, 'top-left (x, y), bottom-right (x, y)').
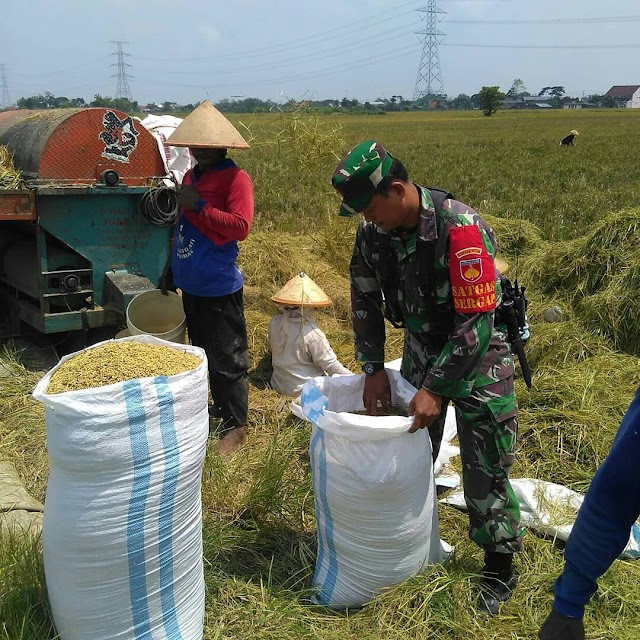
top-left (8, 81), bottom-right (619, 116)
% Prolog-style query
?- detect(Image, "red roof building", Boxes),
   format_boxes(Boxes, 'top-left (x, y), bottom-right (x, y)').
top-left (605, 85), bottom-right (640, 107)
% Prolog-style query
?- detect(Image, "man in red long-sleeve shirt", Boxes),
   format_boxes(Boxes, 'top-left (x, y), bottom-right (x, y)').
top-left (165, 101), bottom-right (254, 454)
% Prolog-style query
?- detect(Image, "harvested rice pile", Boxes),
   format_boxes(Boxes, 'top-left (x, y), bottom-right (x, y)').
top-left (0, 145), bottom-right (24, 189)
top-left (521, 208), bottom-right (640, 354)
top-left (47, 342), bottom-right (201, 394)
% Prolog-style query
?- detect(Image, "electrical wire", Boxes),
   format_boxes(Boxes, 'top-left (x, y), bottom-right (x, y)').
top-left (133, 13), bottom-right (640, 66)
top-left (9, 6), bottom-right (640, 100)
top-left (443, 42), bottom-right (640, 49)
top-left (137, 42), bottom-right (422, 91)
top-left (134, 22), bottom-right (416, 77)
top-left (135, 0), bottom-right (423, 63)
top-left (446, 16), bottom-right (640, 25)
top-left (132, 33), bottom-right (640, 94)
top-left (139, 186), bottom-right (179, 227)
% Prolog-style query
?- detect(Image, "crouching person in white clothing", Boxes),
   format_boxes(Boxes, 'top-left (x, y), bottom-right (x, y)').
top-left (267, 272), bottom-right (352, 397)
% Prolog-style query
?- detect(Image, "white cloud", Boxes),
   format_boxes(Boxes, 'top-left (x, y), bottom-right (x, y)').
top-left (198, 25), bottom-right (223, 45)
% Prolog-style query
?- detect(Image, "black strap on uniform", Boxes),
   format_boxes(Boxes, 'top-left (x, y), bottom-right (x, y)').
top-left (365, 223), bottom-right (403, 327)
top-left (415, 188), bottom-right (454, 333)
top-left (416, 188), bottom-right (454, 293)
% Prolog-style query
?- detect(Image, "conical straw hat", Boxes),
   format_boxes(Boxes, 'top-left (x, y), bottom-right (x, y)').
top-left (271, 272), bottom-right (332, 307)
top-left (166, 100), bottom-right (250, 149)
top-left (495, 256), bottom-right (509, 274)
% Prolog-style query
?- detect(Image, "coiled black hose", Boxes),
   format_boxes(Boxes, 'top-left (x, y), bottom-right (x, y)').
top-left (139, 186), bottom-right (179, 227)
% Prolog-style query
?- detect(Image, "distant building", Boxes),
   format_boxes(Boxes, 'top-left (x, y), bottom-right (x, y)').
top-left (503, 95), bottom-right (555, 110)
top-left (563, 100), bottom-right (596, 110)
top-left (604, 85), bottom-right (640, 108)
top-left (523, 95), bottom-right (553, 104)
top-left (502, 98), bottom-right (523, 109)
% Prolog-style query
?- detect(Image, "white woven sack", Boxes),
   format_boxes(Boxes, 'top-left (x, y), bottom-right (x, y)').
top-left (141, 115), bottom-right (195, 184)
top-left (299, 370), bottom-right (443, 608)
top-left (33, 335), bottom-right (209, 640)
top-left (443, 477), bottom-right (640, 559)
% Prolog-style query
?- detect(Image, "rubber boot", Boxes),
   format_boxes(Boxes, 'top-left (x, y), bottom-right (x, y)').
top-left (538, 610), bottom-right (585, 640)
top-left (477, 552), bottom-right (517, 615)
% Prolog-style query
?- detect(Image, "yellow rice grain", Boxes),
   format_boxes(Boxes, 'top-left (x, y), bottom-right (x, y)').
top-left (47, 342), bottom-right (201, 394)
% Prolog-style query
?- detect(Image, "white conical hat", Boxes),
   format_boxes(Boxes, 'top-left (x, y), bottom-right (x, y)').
top-left (271, 272), bottom-right (332, 307)
top-left (166, 100), bottom-right (250, 149)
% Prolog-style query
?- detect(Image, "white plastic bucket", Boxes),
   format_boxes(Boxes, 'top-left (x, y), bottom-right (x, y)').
top-left (126, 290), bottom-right (187, 343)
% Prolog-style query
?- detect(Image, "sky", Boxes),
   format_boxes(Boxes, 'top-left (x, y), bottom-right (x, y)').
top-left (2, 0), bottom-right (639, 106)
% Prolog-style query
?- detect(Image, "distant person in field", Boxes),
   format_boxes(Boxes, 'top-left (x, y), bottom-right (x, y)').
top-left (267, 272), bottom-right (351, 397)
top-left (560, 130), bottom-right (579, 146)
top-left (539, 389), bottom-right (640, 640)
top-left (162, 101), bottom-right (254, 455)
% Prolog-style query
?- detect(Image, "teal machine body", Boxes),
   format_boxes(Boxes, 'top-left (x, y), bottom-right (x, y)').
top-left (0, 107), bottom-right (177, 337)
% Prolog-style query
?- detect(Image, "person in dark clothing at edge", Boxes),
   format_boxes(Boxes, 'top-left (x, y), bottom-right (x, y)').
top-left (162, 100), bottom-right (254, 455)
top-left (331, 140), bottom-right (524, 615)
top-left (538, 389), bottom-right (640, 640)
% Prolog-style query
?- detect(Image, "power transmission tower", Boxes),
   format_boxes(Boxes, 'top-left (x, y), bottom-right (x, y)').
top-left (110, 41), bottom-right (133, 101)
top-left (413, 1), bottom-right (446, 102)
top-left (0, 65), bottom-right (11, 108)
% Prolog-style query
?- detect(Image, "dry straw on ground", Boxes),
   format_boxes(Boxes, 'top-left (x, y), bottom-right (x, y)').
top-left (0, 145), bottom-right (25, 189)
top-left (522, 208), bottom-right (640, 355)
top-left (46, 342), bottom-right (201, 393)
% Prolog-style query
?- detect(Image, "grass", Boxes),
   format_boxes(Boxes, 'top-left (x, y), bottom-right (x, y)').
top-left (0, 534), bottom-right (54, 640)
top-left (2, 109), bottom-right (640, 639)
top-left (235, 109), bottom-right (640, 240)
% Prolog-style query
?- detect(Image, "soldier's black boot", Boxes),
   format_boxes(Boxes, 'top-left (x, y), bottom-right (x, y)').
top-left (538, 610), bottom-right (585, 640)
top-left (477, 552), bottom-right (517, 615)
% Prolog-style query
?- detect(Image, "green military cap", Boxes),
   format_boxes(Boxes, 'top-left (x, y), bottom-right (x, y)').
top-left (331, 140), bottom-right (395, 217)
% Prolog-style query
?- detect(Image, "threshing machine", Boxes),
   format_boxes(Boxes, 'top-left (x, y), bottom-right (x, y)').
top-left (0, 107), bottom-right (177, 339)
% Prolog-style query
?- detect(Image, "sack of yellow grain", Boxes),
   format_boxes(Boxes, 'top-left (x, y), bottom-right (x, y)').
top-left (32, 336), bottom-right (208, 640)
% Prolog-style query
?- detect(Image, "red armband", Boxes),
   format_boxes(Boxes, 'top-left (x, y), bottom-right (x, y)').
top-left (449, 225), bottom-right (496, 313)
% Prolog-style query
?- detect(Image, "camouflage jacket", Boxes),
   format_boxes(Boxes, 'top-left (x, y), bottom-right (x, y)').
top-left (350, 185), bottom-right (514, 398)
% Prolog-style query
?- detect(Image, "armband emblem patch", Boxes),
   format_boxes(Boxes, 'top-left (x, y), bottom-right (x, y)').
top-left (449, 225), bottom-right (496, 313)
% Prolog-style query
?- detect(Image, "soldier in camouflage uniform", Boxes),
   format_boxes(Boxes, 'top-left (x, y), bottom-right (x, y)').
top-left (332, 140), bottom-right (524, 615)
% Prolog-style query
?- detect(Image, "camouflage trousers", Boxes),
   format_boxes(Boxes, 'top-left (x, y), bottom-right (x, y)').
top-left (401, 335), bottom-right (524, 554)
